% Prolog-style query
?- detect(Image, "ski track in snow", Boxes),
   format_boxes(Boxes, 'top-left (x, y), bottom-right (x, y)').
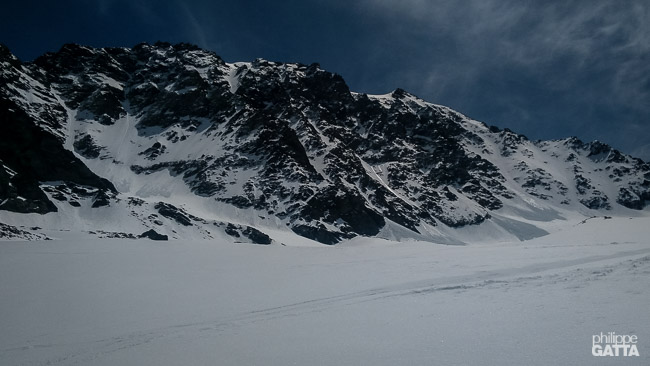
top-left (7, 247), bottom-right (649, 366)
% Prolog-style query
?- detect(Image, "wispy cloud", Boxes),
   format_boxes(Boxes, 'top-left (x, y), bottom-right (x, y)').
top-left (352, 0), bottom-right (649, 154)
top-left (357, 0), bottom-right (648, 85)
top-left (131, 0), bottom-right (165, 26)
top-left (96, 0), bottom-right (166, 26)
top-left (97, 0), bottom-right (115, 16)
top-left (178, 2), bottom-right (208, 49)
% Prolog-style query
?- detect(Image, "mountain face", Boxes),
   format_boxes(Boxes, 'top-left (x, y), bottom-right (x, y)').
top-left (1, 42), bottom-right (649, 244)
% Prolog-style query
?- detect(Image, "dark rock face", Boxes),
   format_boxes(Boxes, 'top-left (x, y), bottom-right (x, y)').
top-left (139, 229), bottom-right (168, 240)
top-left (1, 42), bottom-right (649, 244)
top-left (580, 195), bottom-right (610, 210)
top-left (617, 186), bottom-right (650, 210)
top-left (91, 190), bottom-right (112, 208)
top-left (139, 142), bottom-right (166, 160)
top-left (224, 223), bottom-right (272, 244)
top-left (154, 202), bottom-right (193, 226)
top-left (292, 224), bottom-right (341, 245)
top-left (0, 162), bottom-right (57, 214)
top-left (0, 97), bottom-right (115, 214)
top-left (241, 226), bottom-right (272, 245)
top-left (73, 135), bottom-right (102, 158)
top-left (0, 222), bottom-right (50, 240)
top-left (297, 186), bottom-right (385, 239)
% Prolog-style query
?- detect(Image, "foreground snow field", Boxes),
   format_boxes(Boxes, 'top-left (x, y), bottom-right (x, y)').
top-left (1, 216), bottom-right (649, 365)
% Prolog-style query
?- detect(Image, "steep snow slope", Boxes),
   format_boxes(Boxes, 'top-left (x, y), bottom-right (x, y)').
top-left (1, 42), bottom-right (649, 244)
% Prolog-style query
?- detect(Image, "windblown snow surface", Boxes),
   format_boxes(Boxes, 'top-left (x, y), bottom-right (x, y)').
top-left (1, 216), bottom-right (649, 365)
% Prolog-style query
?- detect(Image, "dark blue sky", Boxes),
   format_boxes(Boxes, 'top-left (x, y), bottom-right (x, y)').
top-left (2, 0), bottom-right (649, 159)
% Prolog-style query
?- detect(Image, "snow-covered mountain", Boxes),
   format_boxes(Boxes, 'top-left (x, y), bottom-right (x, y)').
top-left (1, 42), bottom-right (648, 244)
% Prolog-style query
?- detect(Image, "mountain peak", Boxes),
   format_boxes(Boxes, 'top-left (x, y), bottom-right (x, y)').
top-left (0, 44), bottom-right (21, 66)
top-left (1, 43), bottom-right (649, 244)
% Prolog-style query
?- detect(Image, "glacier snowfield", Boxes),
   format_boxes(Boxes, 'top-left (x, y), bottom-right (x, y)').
top-left (1, 216), bottom-right (649, 365)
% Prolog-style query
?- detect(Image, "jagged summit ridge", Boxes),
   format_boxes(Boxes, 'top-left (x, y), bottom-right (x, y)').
top-left (1, 42), bottom-right (648, 244)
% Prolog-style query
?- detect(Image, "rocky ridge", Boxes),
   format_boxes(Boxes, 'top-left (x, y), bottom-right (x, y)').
top-left (1, 42), bottom-right (648, 244)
